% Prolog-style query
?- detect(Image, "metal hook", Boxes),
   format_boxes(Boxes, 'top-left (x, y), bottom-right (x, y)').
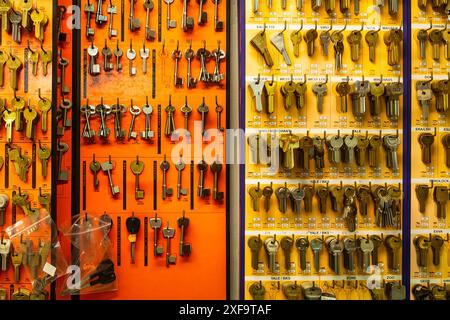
top-left (377, 74), bottom-right (383, 85)
top-left (359, 21), bottom-right (364, 32)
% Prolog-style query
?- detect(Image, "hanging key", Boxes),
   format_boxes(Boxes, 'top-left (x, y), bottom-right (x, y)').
top-left (160, 155), bottom-right (173, 199)
top-left (185, 43), bottom-right (197, 88)
top-left (175, 158), bottom-right (188, 199)
top-left (249, 78), bottom-right (265, 113)
top-left (130, 157), bottom-right (145, 199)
top-left (197, 97), bottom-right (209, 137)
top-left (140, 100), bottom-right (154, 139)
top-left (212, 0), bottom-right (223, 31)
top-left (419, 133), bottom-right (435, 165)
top-left (128, 0), bottom-right (140, 31)
top-left (248, 236), bottom-right (262, 270)
top-left (87, 42), bottom-right (100, 75)
top-left (107, 0), bottom-right (117, 38)
top-left (433, 186), bottom-right (448, 220)
top-left (111, 99), bottom-right (126, 140)
top-left (197, 158), bottom-right (210, 197)
top-left (211, 42), bottom-right (225, 83)
top-left (150, 213), bottom-right (164, 256)
top-left (211, 160), bottom-right (223, 201)
top-left (143, 0), bottom-right (155, 40)
top-left (280, 236), bottom-right (293, 271)
top-left (197, 43), bottom-right (211, 83)
top-left (114, 40), bottom-right (123, 71)
top-left (85, 0), bottom-right (95, 37)
top-left (96, 100), bottom-right (110, 139)
top-left (95, 0), bottom-right (108, 25)
top-left (265, 237), bottom-right (279, 273)
top-left (336, 80), bottom-right (351, 113)
top-left (164, 95), bottom-right (176, 136)
top-left (180, 96), bottom-right (192, 132)
top-left (128, 102), bottom-right (140, 140)
top-left (126, 40), bottom-right (136, 75)
top-left (162, 221), bottom-right (176, 266)
top-left (0, 194), bottom-right (8, 226)
top-left (101, 157), bottom-right (120, 196)
top-left (250, 28), bottom-right (273, 68)
top-left (90, 155), bottom-right (101, 189)
top-left (312, 80), bottom-right (328, 113)
top-left (347, 28), bottom-right (362, 62)
top-left (126, 212), bottom-right (140, 263)
top-left (197, 0), bottom-right (207, 25)
top-left (23, 105), bottom-right (37, 140)
top-left (6, 53), bottom-right (22, 90)
top-left (365, 29), bottom-right (379, 63)
top-left (57, 142), bottom-right (69, 181)
top-left (178, 211), bottom-right (191, 257)
top-left (416, 81), bottom-right (432, 123)
top-left (304, 27), bottom-right (318, 57)
top-left (164, 0), bottom-right (176, 29)
top-left (140, 42), bottom-right (149, 74)
top-left (369, 81), bottom-right (385, 120)
top-left (9, 9), bottom-right (22, 43)
top-left (182, 0), bottom-right (194, 31)
top-left (101, 40), bottom-right (113, 72)
top-left (172, 42), bottom-right (183, 86)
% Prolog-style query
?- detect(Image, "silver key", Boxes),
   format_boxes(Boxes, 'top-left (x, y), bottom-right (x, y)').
top-left (87, 43), bottom-right (101, 75)
top-left (264, 237), bottom-right (279, 273)
top-left (0, 239), bottom-right (10, 271)
top-left (126, 40), bottom-right (137, 75)
top-left (140, 43), bottom-right (150, 74)
top-left (107, 1), bottom-right (118, 38)
top-left (312, 82), bottom-right (328, 113)
top-left (416, 81), bottom-right (432, 122)
top-left (140, 101), bottom-right (154, 139)
top-left (270, 27), bottom-right (291, 66)
top-left (164, 0), bottom-right (176, 29)
top-left (358, 238), bottom-right (374, 273)
top-left (249, 80), bottom-right (265, 113)
top-left (310, 238), bottom-right (323, 272)
top-left (295, 237), bottom-right (309, 271)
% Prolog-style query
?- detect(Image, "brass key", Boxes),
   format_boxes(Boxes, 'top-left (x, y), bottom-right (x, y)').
top-left (250, 28), bottom-right (273, 68)
top-left (6, 53), bottom-right (22, 90)
top-left (433, 186), bottom-right (449, 220)
top-left (23, 105), bottom-right (37, 140)
top-left (38, 142), bottom-right (51, 179)
top-left (264, 79), bottom-right (277, 114)
top-left (415, 184), bottom-right (430, 214)
top-left (130, 156), bottom-right (145, 199)
top-left (0, 49), bottom-right (8, 86)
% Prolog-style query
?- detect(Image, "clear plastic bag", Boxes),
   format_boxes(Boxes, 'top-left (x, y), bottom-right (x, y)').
top-left (59, 213), bottom-right (118, 296)
top-left (5, 209), bottom-right (68, 295)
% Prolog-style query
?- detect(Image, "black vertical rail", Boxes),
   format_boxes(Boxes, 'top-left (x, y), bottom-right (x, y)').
top-left (50, 0), bottom-right (58, 301)
top-left (71, 0), bottom-right (81, 301)
top-left (402, 2), bottom-right (412, 300)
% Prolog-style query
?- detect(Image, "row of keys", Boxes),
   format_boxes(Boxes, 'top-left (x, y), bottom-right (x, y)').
top-left (418, 0), bottom-right (450, 14)
top-left (248, 183), bottom-right (402, 230)
top-left (416, 25), bottom-right (450, 62)
top-left (88, 154), bottom-right (224, 201)
top-left (81, 96), bottom-right (224, 142)
top-left (0, 0), bottom-right (49, 43)
top-left (85, 0), bottom-right (224, 39)
top-left (252, 0), bottom-right (400, 16)
top-left (416, 79), bottom-right (450, 124)
top-left (0, 237), bottom-right (50, 284)
top-left (248, 280), bottom-right (406, 300)
top-left (125, 212), bottom-right (191, 266)
top-left (8, 143), bottom-right (51, 182)
top-left (249, 132), bottom-right (401, 175)
top-left (251, 26), bottom-right (403, 68)
top-left (0, 287), bottom-right (47, 300)
top-left (250, 77), bottom-right (402, 124)
top-left (417, 132), bottom-right (450, 167)
top-left (415, 184), bottom-right (450, 220)
top-left (248, 234), bottom-right (401, 274)
top-left (413, 234), bottom-right (447, 268)
top-left (412, 284), bottom-right (449, 300)
top-left (0, 49), bottom-right (51, 91)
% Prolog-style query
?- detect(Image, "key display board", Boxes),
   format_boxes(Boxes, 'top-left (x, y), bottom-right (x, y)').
top-left (240, 0), bottom-right (407, 300)
top-left (0, 0), bottom-right (55, 300)
top-left (410, 1), bottom-right (450, 301)
top-left (73, 0), bottom-right (229, 299)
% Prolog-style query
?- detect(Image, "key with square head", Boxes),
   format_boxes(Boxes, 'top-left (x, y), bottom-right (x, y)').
top-left (0, 49), bottom-right (8, 86)
top-left (126, 212), bottom-right (140, 264)
top-left (197, 0), bottom-right (207, 24)
top-left (162, 221), bottom-right (176, 266)
top-left (128, 0), bottom-right (140, 30)
top-left (128, 103), bottom-right (140, 139)
top-left (250, 30), bottom-right (273, 68)
top-left (130, 157), bottom-right (145, 200)
top-left (414, 235), bottom-right (430, 268)
top-left (312, 82), bottom-right (327, 113)
top-left (430, 235), bottom-right (444, 266)
top-left (38, 143), bottom-right (50, 179)
top-left (304, 28), bottom-right (318, 57)
top-left (143, 0), bottom-right (155, 40)
top-left (355, 135), bottom-right (369, 167)
top-left (56, 141), bottom-right (69, 181)
top-left (6, 53), bottom-right (22, 90)
top-left (149, 213), bottom-right (164, 256)
top-left (87, 43), bottom-right (100, 75)
top-left (248, 236), bottom-right (262, 270)
top-left (175, 158), bottom-right (188, 199)
top-left (249, 282), bottom-right (266, 300)
top-left (0, 239), bottom-right (10, 271)
top-left (418, 133), bottom-right (434, 165)
top-left (23, 106), bottom-right (37, 140)
top-left (101, 159), bottom-right (120, 196)
top-left (385, 235), bottom-right (401, 271)
top-left (281, 81), bottom-right (297, 110)
top-left (164, 0), bottom-right (176, 29)
top-left (434, 186), bottom-right (449, 219)
top-left (140, 102), bottom-right (154, 139)
top-left (181, 0), bottom-right (194, 31)
top-left (107, 0), bottom-right (118, 38)
top-left (280, 236), bottom-right (293, 271)
top-left (101, 40), bottom-right (113, 72)
top-left (210, 160), bottom-right (224, 201)
top-left (264, 237), bottom-right (279, 273)
top-left (114, 40), bottom-right (122, 71)
top-left (126, 41), bottom-right (137, 76)
top-left (185, 46), bottom-right (197, 88)
top-left (95, 0), bottom-right (108, 24)
top-left (212, 0), bottom-right (223, 31)
top-left (429, 29), bottom-right (443, 61)
top-left (177, 211), bottom-right (191, 257)
top-left (249, 185), bottom-right (263, 212)
top-left (84, 0), bottom-right (95, 36)
top-left (160, 155), bottom-right (173, 200)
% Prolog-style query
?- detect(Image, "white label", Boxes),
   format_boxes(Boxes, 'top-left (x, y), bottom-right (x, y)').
top-left (43, 262), bottom-right (57, 277)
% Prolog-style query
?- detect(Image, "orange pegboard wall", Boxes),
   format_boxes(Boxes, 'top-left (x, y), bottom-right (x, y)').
top-left (0, 0), bottom-right (54, 300)
top-left (75, 0), bottom-right (228, 299)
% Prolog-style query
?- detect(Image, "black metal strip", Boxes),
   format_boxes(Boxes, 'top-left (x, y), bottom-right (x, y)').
top-left (11, 190), bottom-right (16, 224)
top-left (83, 48), bottom-right (87, 98)
top-left (31, 143), bottom-right (36, 189)
top-left (117, 216), bottom-right (121, 266)
top-left (4, 145), bottom-right (8, 189)
top-left (71, 0), bottom-right (82, 301)
top-left (152, 49), bottom-right (156, 99)
top-left (190, 160), bottom-right (193, 210)
top-left (157, 0), bottom-right (161, 42)
top-left (121, 0), bottom-right (124, 42)
top-left (153, 160), bottom-right (157, 210)
top-left (157, 104), bottom-right (161, 154)
top-left (24, 47), bottom-right (28, 93)
top-left (144, 216), bottom-right (148, 266)
top-left (123, 160), bottom-right (126, 210)
top-left (82, 161), bottom-right (86, 210)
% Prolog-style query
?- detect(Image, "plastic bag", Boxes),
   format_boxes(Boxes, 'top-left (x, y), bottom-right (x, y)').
top-left (5, 209), bottom-right (68, 295)
top-left (59, 213), bottom-right (118, 296)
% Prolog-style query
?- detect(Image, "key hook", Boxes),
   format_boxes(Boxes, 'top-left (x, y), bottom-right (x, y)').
top-left (290, 74), bottom-right (293, 84)
top-left (377, 74), bottom-right (383, 85)
top-left (314, 20), bottom-right (317, 31)
top-left (146, 95), bottom-right (149, 105)
top-left (13, 89), bottom-right (18, 101)
top-left (344, 76), bottom-right (350, 84)
top-left (338, 21), bottom-right (347, 34)
top-left (426, 20), bottom-right (433, 32)
top-left (321, 74), bottom-right (328, 85)
top-left (129, 39), bottom-right (133, 51)
top-left (359, 21), bottom-right (364, 32)
top-left (215, 95), bottom-right (220, 107)
top-left (109, 155), bottom-right (112, 164)
top-left (270, 74), bottom-right (274, 85)
top-left (327, 20), bottom-right (333, 32)
top-left (301, 74), bottom-right (307, 85)
top-left (297, 19), bottom-right (304, 32)
top-left (27, 40), bottom-right (34, 53)
top-left (202, 40), bottom-right (206, 51)
top-left (38, 88), bottom-right (44, 101)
